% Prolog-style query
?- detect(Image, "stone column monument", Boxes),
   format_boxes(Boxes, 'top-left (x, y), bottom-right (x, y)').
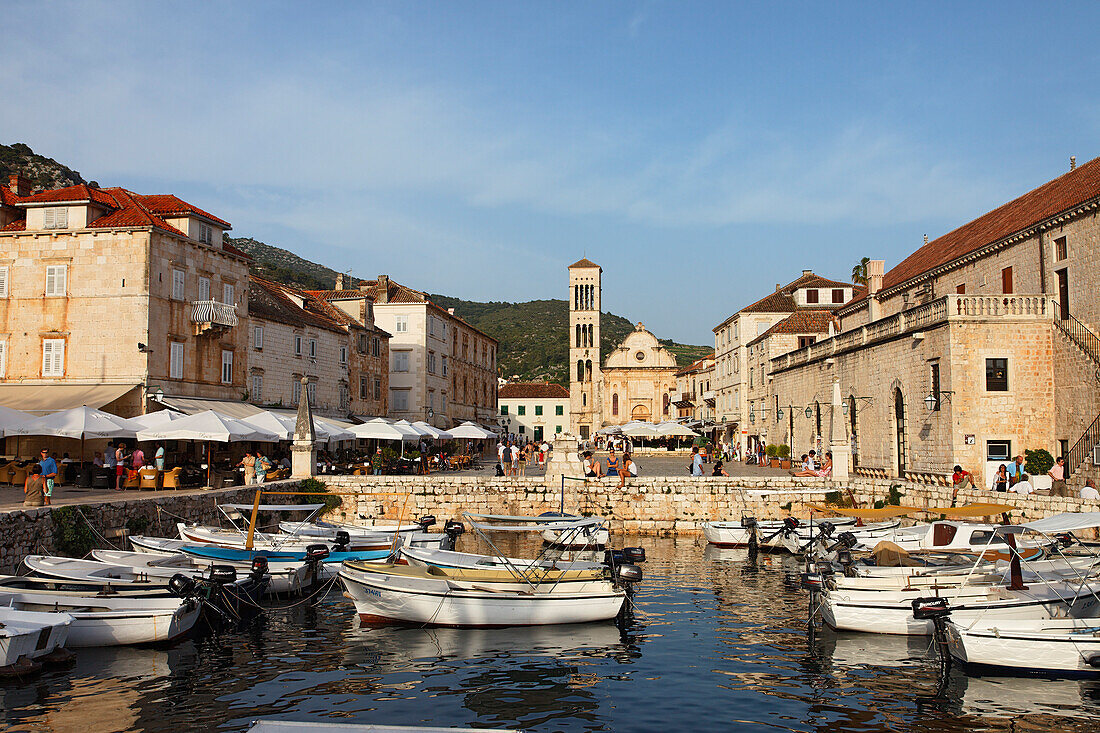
top-left (828, 376), bottom-right (851, 481)
top-left (291, 376), bottom-right (317, 479)
top-left (543, 433), bottom-right (586, 488)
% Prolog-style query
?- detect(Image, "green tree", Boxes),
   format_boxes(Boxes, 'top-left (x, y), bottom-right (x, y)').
top-left (851, 257), bottom-right (870, 286)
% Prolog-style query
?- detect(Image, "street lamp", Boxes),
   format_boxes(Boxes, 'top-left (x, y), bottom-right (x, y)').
top-left (804, 406), bottom-right (813, 419)
top-left (924, 392), bottom-right (938, 411)
top-left (748, 408), bottom-right (756, 424)
top-left (777, 408), bottom-right (784, 421)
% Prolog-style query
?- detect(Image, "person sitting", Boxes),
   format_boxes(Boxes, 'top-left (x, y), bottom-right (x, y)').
top-left (92, 451), bottom-right (105, 468)
top-left (616, 453), bottom-right (633, 489)
top-left (1081, 479), bottom-right (1100, 501)
top-left (1013, 473), bottom-right (1035, 495)
top-left (793, 451), bottom-right (829, 477)
top-left (952, 465), bottom-right (974, 489)
top-left (24, 465), bottom-right (45, 508)
top-left (582, 451), bottom-right (602, 478)
top-left (817, 452), bottom-right (833, 477)
top-left (712, 460), bottom-right (729, 477)
top-left (605, 449), bottom-right (619, 475)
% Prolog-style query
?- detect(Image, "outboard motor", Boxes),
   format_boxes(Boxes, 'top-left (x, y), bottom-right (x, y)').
top-left (305, 544), bottom-right (331, 564)
top-left (207, 565), bottom-right (237, 586)
top-left (250, 556), bottom-right (270, 582)
top-left (622, 547), bottom-right (646, 564)
top-left (826, 531), bottom-right (857, 554)
top-left (783, 517), bottom-right (800, 532)
top-left (912, 597), bottom-right (953, 675)
top-left (741, 516), bottom-right (759, 558)
top-left (168, 573), bottom-right (197, 599)
top-left (332, 530), bottom-right (351, 553)
top-left (418, 515), bottom-right (437, 531)
top-left (441, 520), bottom-right (465, 551)
top-left (603, 549), bottom-right (624, 567)
top-left (615, 564), bottom-right (643, 584)
top-left (817, 521), bottom-right (836, 539)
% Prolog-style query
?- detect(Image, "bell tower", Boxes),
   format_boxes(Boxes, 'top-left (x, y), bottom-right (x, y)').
top-left (568, 259), bottom-right (602, 439)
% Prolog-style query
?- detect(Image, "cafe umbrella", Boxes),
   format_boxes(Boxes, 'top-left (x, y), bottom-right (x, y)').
top-left (7, 405), bottom-right (139, 466)
top-left (134, 410), bottom-right (280, 487)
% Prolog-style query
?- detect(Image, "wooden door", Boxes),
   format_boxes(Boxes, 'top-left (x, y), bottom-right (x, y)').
top-left (1057, 269), bottom-right (1069, 318)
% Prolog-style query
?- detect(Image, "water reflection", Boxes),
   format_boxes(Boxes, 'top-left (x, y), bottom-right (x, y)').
top-left (1, 535), bottom-right (1099, 732)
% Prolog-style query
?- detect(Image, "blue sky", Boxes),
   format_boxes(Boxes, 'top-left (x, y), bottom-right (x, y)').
top-left (3, 1), bottom-right (1098, 344)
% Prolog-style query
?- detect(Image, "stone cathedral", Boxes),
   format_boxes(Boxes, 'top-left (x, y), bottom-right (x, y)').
top-left (568, 259), bottom-right (678, 439)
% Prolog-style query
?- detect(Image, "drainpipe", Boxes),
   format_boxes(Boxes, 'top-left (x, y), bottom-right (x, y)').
top-left (1038, 230), bottom-right (1047, 296)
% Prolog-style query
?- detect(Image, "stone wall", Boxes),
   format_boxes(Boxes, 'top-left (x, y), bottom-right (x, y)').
top-left (0, 479), bottom-right (299, 574)
top-left (319, 474), bottom-right (1100, 537)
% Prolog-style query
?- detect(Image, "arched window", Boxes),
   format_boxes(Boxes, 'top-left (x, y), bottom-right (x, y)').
top-left (663, 393), bottom-right (670, 416)
top-left (894, 388), bottom-right (907, 476)
top-left (612, 393), bottom-right (619, 416)
top-left (575, 324), bottom-right (581, 347)
top-left (577, 360), bottom-right (584, 382)
top-left (585, 360), bottom-right (592, 382)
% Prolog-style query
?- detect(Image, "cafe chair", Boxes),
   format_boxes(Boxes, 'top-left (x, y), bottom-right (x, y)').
top-left (139, 467), bottom-right (160, 490)
top-left (11, 464), bottom-right (28, 487)
top-left (122, 470), bottom-right (141, 490)
top-left (161, 467), bottom-right (183, 489)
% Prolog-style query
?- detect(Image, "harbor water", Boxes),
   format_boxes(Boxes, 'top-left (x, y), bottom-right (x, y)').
top-left (3, 535), bottom-right (1100, 732)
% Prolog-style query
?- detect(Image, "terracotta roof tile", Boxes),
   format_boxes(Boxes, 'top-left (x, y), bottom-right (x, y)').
top-left (498, 382), bottom-right (569, 399)
top-left (738, 272), bottom-right (861, 314)
top-left (568, 258), bottom-right (600, 269)
top-left (882, 155), bottom-right (1100, 290)
top-left (748, 310), bottom-right (837, 346)
top-left (248, 276), bottom-right (346, 334)
top-left (1, 219), bottom-right (26, 231)
top-left (133, 194), bottom-right (231, 228)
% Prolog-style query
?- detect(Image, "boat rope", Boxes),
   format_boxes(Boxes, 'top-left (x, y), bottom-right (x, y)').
top-left (74, 506), bottom-right (120, 551)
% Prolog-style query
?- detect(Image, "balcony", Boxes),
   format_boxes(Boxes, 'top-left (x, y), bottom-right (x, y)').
top-left (191, 300), bottom-right (238, 336)
top-left (703, 390), bottom-right (716, 405)
top-left (770, 294), bottom-right (1053, 373)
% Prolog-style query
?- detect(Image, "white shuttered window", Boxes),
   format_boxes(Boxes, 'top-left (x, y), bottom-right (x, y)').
top-left (223, 283), bottom-right (234, 305)
top-left (43, 207), bottom-right (68, 229)
top-left (0, 266), bottom-right (8, 297)
top-left (43, 339), bottom-right (64, 377)
top-left (172, 269), bottom-right (185, 300)
top-left (170, 342), bottom-right (184, 379)
top-left (221, 350), bottom-right (233, 384)
top-left (45, 265), bottom-right (67, 296)
top-left (198, 277), bottom-right (211, 301)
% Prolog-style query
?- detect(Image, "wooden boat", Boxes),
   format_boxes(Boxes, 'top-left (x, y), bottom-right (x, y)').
top-left (0, 589), bottom-right (201, 647)
top-left (398, 546), bottom-right (606, 573)
top-left (94, 548), bottom-right (319, 596)
top-left (339, 561), bottom-right (628, 627)
top-left (943, 617), bottom-right (1100, 675)
top-left (0, 608), bottom-right (73, 668)
top-left (176, 522), bottom-right (393, 552)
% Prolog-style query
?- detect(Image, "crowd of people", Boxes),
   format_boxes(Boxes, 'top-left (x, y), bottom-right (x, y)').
top-left (952, 454), bottom-right (1099, 500)
top-left (496, 439), bottom-right (552, 477)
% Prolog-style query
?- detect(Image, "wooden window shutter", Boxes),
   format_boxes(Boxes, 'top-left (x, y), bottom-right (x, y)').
top-left (0, 266), bottom-right (8, 297)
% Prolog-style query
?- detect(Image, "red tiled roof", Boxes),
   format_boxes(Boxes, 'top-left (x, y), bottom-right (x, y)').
top-left (739, 272), bottom-right (864, 313)
top-left (0, 182), bottom-right (246, 259)
top-left (498, 382), bottom-right (569, 399)
top-left (748, 310), bottom-right (838, 346)
top-left (882, 155), bottom-right (1100, 291)
top-left (248, 276), bottom-right (346, 334)
top-left (1, 219), bottom-right (26, 231)
top-left (675, 354), bottom-right (715, 377)
top-left (569, 258), bottom-right (600, 269)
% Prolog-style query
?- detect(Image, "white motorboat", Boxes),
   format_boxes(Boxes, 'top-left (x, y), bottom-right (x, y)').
top-left (129, 535), bottom-right (189, 555)
top-left (339, 561), bottom-right (629, 627)
top-left (0, 590), bottom-right (201, 647)
top-left (943, 617), bottom-right (1100, 675)
top-left (857, 520), bottom-right (1044, 554)
top-left (177, 522), bottom-right (393, 552)
top-left (832, 555), bottom-right (1098, 591)
top-left (0, 608), bottom-right (73, 667)
top-left (276, 519), bottom-right (449, 550)
top-left (398, 545), bottom-right (607, 573)
top-left (702, 517), bottom-right (858, 547)
top-left (93, 548), bottom-right (318, 596)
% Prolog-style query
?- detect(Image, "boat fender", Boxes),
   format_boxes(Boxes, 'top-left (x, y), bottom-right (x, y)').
top-left (207, 565), bottom-right (237, 586)
top-left (615, 564), bottom-right (643, 583)
top-left (911, 597), bottom-right (952, 620)
top-left (418, 515), bottom-right (437, 530)
top-left (332, 531), bottom-right (351, 552)
top-left (740, 516), bottom-right (757, 529)
top-left (250, 556), bottom-right (270, 581)
top-left (168, 573), bottom-right (197, 598)
top-left (623, 547), bottom-right (646, 564)
top-left (1086, 655), bottom-right (1100, 669)
top-left (305, 544), bottom-right (330, 564)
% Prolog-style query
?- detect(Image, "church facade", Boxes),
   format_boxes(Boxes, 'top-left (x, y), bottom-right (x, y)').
top-left (568, 258), bottom-right (678, 438)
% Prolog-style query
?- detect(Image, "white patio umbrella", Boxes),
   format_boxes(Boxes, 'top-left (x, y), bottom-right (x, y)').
top-left (135, 410), bottom-right (281, 486)
top-left (0, 404), bottom-right (35, 438)
top-left (621, 422), bottom-right (661, 438)
top-left (312, 416), bottom-right (356, 442)
top-left (9, 406), bottom-right (139, 465)
top-left (348, 420), bottom-right (419, 442)
top-left (236, 411), bottom-right (298, 441)
top-left (655, 422), bottom-right (698, 437)
top-left (595, 425), bottom-right (622, 435)
top-left (394, 419), bottom-right (432, 438)
top-left (413, 421), bottom-right (453, 440)
top-left (126, 410), bottom-right (185, 429)
top-left (449, 422), bottom-right (497, 439)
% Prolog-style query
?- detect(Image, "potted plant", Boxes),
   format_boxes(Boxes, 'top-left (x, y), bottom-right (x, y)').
top-left (766, 444), bottom-right (780, 468)
top-left (1025, 448), bottom-right (1055, 492)
top-left (777, 444), bottom-right (791, 469)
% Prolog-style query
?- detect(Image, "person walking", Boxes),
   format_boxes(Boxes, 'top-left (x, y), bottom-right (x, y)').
top-left (371, 448), bottom-right (384, 476)
top-left (691, 446), bottom-right (704, 476)
top-left (38, 448), bottom-right (58, 505)
top-left (255, 450), bottom-right (271, 483)
top-left (238, 452), bottom-right (257, 485)
top-left (24, 465), bottom-right (45, 508)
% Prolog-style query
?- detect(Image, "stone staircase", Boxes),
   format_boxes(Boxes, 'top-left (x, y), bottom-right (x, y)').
top-left (1054, 304), bottom-right (1100, 480)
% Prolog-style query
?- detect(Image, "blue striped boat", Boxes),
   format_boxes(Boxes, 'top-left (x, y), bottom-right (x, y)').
top-left (180, 545), bottom-right (392, 564)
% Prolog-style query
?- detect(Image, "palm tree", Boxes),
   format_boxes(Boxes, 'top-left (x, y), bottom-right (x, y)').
top-left (851, 257), bottom-right (870, 286)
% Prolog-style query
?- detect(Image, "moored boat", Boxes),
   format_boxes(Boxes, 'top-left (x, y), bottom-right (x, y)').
top-left (0, 608), bottom-right (73, 669)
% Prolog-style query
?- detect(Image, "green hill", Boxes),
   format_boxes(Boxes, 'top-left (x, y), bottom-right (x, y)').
top-left (1, 142), bottom-right (88, 190)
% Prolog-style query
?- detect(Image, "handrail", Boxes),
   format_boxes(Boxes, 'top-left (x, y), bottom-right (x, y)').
top-left (1053, 302), bottom-right (1100, 375)
top-left (1066, 411), bottom-right (1100, 479)
top-left (190, 299), bottom-right (239, 327)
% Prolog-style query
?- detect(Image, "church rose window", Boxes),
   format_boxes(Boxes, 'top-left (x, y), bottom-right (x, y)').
top-left (635, 351), bottom-right (645, 361)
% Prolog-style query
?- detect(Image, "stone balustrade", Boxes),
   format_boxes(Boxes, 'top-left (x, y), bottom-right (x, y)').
top-left (190, 299), bottom-right (239, 328)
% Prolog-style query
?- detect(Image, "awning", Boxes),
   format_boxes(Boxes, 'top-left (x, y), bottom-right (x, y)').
top-left (156, 396), bottom-right (267, 419)
top-left (0, 383), bottom-right (139, 415)
top-left (997, 512), bottom-right (1100, 535)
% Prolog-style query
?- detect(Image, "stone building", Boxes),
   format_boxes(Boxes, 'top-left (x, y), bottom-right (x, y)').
top-left (711, 271), bottom-right (861, 455)
top-left (247, 276), bottom-right (389, 419)
top-left (602, 323), bottom-right (679, 426)
top-left (497, 382), bottom-right (569, 442)
top-left (768, 155), bottom-right (1100, 488)
top-left (568, 258), bottom-right (603, 438)
top-left (308, 275), bottom-right (497, 429)
top-left (672, 353), bottom-right (715, 424)
top-left (0, 174), bottom-right (248, 420)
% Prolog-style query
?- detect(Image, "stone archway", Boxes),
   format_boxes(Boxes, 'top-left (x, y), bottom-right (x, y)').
top-left (631, 404), bottom-right (651, 421)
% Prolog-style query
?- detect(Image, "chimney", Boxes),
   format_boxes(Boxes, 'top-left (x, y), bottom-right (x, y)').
top-left (1071, 156), bottom-right (1077, 171)
top-left (866, 259), bottom-right (885, 321)
top-left (923, 234), bottom-right (929, 245)
top-left (802, 269), bottom-right (813, 276)
top-left (775, 283), bottom-right (781, 292)
top-left (359, 295), bottom-right (375, 328)
top-left (335, 273), bottom-right (344, 291)
top-left (7, 173), bottom-right (32, 197)
top-left (375, 275), bottom-right (390, 304)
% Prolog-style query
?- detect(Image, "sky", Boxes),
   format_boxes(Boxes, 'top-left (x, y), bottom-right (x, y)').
top-left (2, 1), bottom-right (1098, 345)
